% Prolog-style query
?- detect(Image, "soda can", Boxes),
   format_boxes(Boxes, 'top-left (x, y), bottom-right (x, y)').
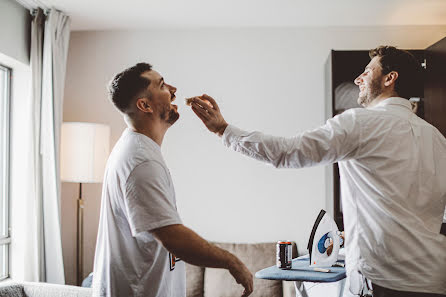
top-left (276, 241), bottom-right (292, 269)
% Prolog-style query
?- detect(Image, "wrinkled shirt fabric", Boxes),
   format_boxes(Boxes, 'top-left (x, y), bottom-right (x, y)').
top-left (93, 129), bottom-right (185, 297)
top-left (222, 97), bottom-right (446, 294)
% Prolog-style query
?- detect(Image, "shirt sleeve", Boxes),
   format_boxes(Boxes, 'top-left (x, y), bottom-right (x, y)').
top-left (125, 160), bottom-right (182, 236)
top-left (222, 109), bottom-right (361, 168)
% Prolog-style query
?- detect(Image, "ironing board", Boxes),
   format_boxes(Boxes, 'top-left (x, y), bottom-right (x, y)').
top-left (255, 255), bottom-right (346, 297)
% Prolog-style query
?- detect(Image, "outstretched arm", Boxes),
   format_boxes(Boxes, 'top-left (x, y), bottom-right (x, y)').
top-left (151, 224), bottom-right (253, 297)
top-left (189, 94), bottom-right (361, 168)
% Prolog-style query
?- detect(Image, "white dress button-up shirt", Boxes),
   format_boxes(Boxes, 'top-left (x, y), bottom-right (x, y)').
top-left (222, 97), bottom-right (446, 294)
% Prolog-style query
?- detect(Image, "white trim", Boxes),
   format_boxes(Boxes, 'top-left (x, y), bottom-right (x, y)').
top-left (0, 64), bottom-right (11, 281)
top-left (0, 46), bottom-right (33, 282)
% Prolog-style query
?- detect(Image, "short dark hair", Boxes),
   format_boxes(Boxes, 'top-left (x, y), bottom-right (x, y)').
top-left (108, 63), bottom-right (153, 113)
top-left (369, 46), bottom-right (421, 99)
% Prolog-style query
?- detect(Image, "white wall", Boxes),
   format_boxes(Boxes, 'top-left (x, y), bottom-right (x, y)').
top-left (0, 0), bottom-right (30, 65)
top-left (62, 26), bottom-right (446, 284)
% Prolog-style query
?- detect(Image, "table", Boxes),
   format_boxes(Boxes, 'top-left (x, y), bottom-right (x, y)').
top-left (255, 256), bottom-right (346, 297)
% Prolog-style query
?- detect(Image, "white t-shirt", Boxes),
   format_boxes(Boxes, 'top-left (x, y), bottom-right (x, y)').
top-left (222, 97), bottom-right (446, 294)
top-left (92, 129), bottom-right (185, 297)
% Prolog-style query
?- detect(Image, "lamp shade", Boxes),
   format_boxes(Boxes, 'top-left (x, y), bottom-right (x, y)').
top-left (61, 122), bottom-right (110, 183)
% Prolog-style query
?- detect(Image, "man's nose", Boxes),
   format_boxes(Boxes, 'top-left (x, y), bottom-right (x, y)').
top-left (354, 75), bottom-right (363, 86)
top-left (169, 84), bottom-right (177, 94)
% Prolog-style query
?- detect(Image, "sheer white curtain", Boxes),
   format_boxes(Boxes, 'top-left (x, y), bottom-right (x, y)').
top-left (9, 7), bottom-right (45, 283)
top-left (40, 8), bottom-right (70, 284)
top-left (12, 7), bottom-right (70, 284)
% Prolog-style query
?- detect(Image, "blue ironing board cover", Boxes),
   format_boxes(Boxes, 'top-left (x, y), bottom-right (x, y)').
top-left (255, 257), bottom-right (346, 283)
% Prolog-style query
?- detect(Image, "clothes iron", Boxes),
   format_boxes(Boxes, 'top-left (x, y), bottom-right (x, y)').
top-left (307, 209), bottom-right (342, 268)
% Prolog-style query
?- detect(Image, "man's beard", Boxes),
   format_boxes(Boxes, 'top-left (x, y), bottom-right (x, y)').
top-left (160, 107), bottom-right (180, 125)
top-left (167, 108), bottom-right (180, 125)
top-left (357, 77), bottom-right (383, 107)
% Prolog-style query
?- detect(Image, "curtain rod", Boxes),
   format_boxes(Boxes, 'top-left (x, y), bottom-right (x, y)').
top-left (14, 0), bottom-right (50, 14)
top-left (31, 8), bottom-right (50, 16)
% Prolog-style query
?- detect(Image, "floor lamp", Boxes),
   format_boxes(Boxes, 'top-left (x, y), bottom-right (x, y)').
top-left (60, 122), bottom-right (110, 286)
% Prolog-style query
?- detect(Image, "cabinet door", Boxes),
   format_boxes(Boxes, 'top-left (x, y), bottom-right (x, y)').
top-left (331, 50), bottom-right (370, 230)
top-left (424, 37), bottom-right (446, 137)
top-left (424, 37), bottom-right (446, 235)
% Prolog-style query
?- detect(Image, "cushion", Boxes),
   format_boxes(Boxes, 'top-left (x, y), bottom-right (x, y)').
top-left (0, 283), bottom-right (25, 297)
top-left (186, 263), bottom-right (204, 297)
top-left (22, 282), bottom-right (92, 297)
top-left (203, 242), bottom-right (296, 297)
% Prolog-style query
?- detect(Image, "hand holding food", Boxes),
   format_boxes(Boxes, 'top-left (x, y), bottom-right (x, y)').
top-left (186, 94), bottom-right (228, 137)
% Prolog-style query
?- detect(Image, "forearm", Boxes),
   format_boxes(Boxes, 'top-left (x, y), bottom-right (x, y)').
top-left (152, 224), bottom-right (239, 269)
top-left (169, 232), bottom-right (237, 269)
top-left (223, 125), bottom-right (327, 168)
top-left (153, 223), bottom-right (253, 296)
top-left (223, 120), bottom-right (359, 169)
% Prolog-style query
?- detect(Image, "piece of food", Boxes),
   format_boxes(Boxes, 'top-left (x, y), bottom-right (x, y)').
top-left (185, 97), bottom-right (213, 108)
top-left (185, 97), bottom-right (195, 106)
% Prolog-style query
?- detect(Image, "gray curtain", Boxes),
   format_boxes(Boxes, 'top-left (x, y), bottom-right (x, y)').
top-left (30, 7), bottom-right (71, 284)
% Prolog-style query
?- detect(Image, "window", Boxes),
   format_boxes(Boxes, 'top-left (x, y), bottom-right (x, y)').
top-left (0, 65), bottom-right (11, 280)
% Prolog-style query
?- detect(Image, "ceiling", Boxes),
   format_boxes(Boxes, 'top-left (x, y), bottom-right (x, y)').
top-left (38, 0), bottom-right (446, 31)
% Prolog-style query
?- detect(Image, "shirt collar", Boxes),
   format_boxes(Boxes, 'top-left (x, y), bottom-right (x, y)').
top-left (371, 97), bottom-right (412, 111)
top-left (124, 128), bottom-right (162, 152)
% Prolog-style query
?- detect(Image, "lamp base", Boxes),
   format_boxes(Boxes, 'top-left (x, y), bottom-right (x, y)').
top-left (76, 183), bottom-right (84, 286)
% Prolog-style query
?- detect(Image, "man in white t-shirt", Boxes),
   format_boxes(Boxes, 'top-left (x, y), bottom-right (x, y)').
top-left (92, 63), bottom-right (253, 297)
top-left (188, 46), bottom-right (446, 296)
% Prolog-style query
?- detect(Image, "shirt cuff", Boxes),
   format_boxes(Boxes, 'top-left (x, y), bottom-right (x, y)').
top-left (222, 124), bottom-right (245, 148)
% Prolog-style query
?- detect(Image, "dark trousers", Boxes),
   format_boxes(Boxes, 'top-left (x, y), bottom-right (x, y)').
top-left (373, 283), bottom-right (446, 297)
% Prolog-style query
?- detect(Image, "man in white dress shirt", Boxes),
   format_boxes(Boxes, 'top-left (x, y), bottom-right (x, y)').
top-left (189, 46), bottom-right (446, 296)
top-left (92, 63), bottom-right (253, 297)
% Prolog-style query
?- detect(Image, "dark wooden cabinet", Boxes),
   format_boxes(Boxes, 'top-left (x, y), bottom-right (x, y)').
top-left (328, 38), bottom-right (446, 233)
top-left (424, 38), bottom-right (446, 137)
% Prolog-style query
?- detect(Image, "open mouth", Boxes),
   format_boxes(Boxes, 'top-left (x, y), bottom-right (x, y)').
top-left (170, 95), bottom-right (177, 109)
top-left (170, 100), bottom-right (178, 111)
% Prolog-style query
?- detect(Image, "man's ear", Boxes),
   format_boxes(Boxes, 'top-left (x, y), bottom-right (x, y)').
top-left (136, 98), bottom-right (152, 113)
top-left (384, 71), bottom-right (398, 87)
